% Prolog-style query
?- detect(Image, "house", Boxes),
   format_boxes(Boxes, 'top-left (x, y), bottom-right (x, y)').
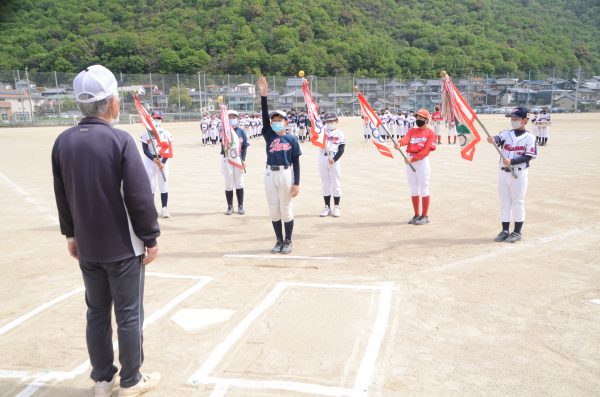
top-left (554, 94), bottom-right (577, 111)
top-left (0, 89), bottom-right (34, 122)
top-left (490, 78), bottom-right (519, 92)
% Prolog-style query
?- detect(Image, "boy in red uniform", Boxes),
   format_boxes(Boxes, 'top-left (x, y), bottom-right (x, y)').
top-left (394, 108), bottom-right (436, 225)
top-left (431, 105), bottom-right (443, 144)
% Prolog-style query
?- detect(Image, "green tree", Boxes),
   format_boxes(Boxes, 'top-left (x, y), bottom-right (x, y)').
top-left (168, 84), bottom-right (192, 112)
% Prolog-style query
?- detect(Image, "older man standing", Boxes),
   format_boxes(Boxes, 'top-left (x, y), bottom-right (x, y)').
top-left (52, 65), bottom-right (161, 397)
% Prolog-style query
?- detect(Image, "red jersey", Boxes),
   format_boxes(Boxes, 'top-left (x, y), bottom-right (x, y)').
top-left (431, 111), bottom-right (443, 122)
top-left (399, 127), bottom-right (436, 162)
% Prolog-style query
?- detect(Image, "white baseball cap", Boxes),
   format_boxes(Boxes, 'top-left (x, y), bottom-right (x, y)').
top-left (227, 110), bottom-right (239, 117)
top-left (73, 65), bottom-right (118, 103)
top-left (270, 110), bottom-right (286, 119)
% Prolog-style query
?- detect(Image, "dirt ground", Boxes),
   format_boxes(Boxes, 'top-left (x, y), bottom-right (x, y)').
top-left (0, 113), bottom-right (599, 397)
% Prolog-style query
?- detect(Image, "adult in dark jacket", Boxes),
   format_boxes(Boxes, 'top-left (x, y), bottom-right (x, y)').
top-left (51, 65), bottom-right (161, 397)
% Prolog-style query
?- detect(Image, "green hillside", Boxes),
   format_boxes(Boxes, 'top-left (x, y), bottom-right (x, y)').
top-left (0, 0), bottom-right (598, 78)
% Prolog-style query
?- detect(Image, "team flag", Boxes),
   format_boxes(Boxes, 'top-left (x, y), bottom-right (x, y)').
top-left (301, 79), bottom-right (326, 148)
top-left (440, 73), bottom-right (481, 161)
top-left (219, 104), bottom-right (244, 170)
top-left (356, 91), bottom-right (394, 158)
top-left (133, 94), bottom-right (173, 158)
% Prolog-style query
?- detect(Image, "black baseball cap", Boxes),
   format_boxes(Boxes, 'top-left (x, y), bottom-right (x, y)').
top-left (505, 107), bottom-right (528, 119)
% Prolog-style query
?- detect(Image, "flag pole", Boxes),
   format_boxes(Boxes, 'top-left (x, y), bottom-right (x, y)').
top-left (218, 96), bottom-right (246, 174)
top-left (353, 86), bottom-right (415, 172)
top-left (440, 71), bottom-right (517, 179)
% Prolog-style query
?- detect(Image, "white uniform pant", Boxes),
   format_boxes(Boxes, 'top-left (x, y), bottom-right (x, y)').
top-left (447, 125), bottom-right (457, 136)
top-left (405, 156), bottom-right (430, 196)
top-left (433, 123), bottom-right (442, 136)
top-left (319, 155), bottom-right (341, 197)
top-left (539, 126), bottom-right (549, 138)
top-left (532, 125), bottom-right (540, 137)
top-left (221, 156), bottom-right (244, 191)
top-left (264, 167), bottom-right (294, 222)
top-left (499, 168), bottom-right (528, 222)
top-left (144, 157), bottom-right (169, 194)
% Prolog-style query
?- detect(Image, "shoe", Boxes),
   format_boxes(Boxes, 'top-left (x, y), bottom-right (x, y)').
top-left (225, 205), bottom-right (233, 215)
top-left (118, 372), bottom-right (161, 396)
top-left (505, 232), bottom-right (522, 243)
top-left (160, 207), bottom-right (170, 218)
top-left (320, 206), bottom-right (330, 217)
top-left (414, 216), bottom-right (430, 225)
top-left (408, 215), bottom-right (419, 225)
top-left (494, 230), bottom-right (510, 242)
top-left (95, 375), bottom-right (118, 397)
top-left (281, 239), bottom-right (292, 254)
top-left (332, 205), bottom-right (341, 217)
top-left (271, 239), bottom-right (283, 254)
top-left (238, 205), bottom-right (246, 215)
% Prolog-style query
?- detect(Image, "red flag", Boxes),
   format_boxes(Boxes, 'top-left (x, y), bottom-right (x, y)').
top-left (301, 79), bottom-right (326, 148)
top-left (133, 95), bottom-right (173, 158)
top-left (356, 91), bottom-right (394, 158)
top-left (219, 104), bottom-right (244, 170)
top-left (440, 74), bottom-right (481, 161)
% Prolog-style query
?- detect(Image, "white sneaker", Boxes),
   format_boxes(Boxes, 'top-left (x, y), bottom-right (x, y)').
top-left (95, 375), bottom-right (118, 397)
top-left (161, 207), bottom-right (170, 218)
top-left (332, 205), bottom-right (341, 217)
top-left (320, 206), bottom-right (330, 217)
top-left (118, 372), bottom-right (161, 396)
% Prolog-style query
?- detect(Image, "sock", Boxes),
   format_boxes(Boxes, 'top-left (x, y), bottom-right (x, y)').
top-left (514, 221), bottom-right (523, 234)
top-left (160, 192), bottom-right (168, 208)
top-left (421, 195), bottom-right (430, 217)
top-left (502, 222), bottom-right (510, 232)
top-left (235, 188), bottom-right (244, 207)
top-left (453, 136), bottom-right (457, 144)
top-left (333, 196), bottom-right (340, 206)
top-left (225, 190), bottom-right (233, 206)
top-left (448, 136), bottom-right (451, 144)
top-left (437, 136), bottom-right (441, 144)
top-left (544, 137), bottom-right (548, 145)
top-left (411, 195), bottom-right (420, 216)
top-left (324, 195), bottom-right (331, 207)
top-left (272, 220), bottom-right (283, 241)
top-left (284, 220), bottom-right (294, 241)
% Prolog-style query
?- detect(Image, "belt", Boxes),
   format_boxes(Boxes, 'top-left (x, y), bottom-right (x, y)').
top-left (501, 166), bottom-right (525, 172)
top-left (266, 165), bottom-right (289, 171)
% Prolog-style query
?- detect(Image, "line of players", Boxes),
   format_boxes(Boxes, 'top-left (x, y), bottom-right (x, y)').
top-left (200, 110), bottom-right (314, 146)
top-left (530, 107), bottom-right (551, 146)
top-left (360, 107), bottom-right (459, 144)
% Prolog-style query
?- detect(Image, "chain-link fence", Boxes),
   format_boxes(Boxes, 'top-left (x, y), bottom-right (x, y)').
top-left (0, 69), bottom-right (596, 127)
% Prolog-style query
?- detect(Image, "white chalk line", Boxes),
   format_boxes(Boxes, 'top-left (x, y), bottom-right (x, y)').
top-left (424, 224), bottom-right (600, 274)
top-left (9, 273), bottom-right (212, 397)
top-left (190, 281), bottom-right (393, 397)
top-left (0, 286), bottom-right (85, 336)
top-left (223, 254), bottom-right (341, 261)
top-left (0, 171), bottom-right (59, 226)
top-left (208, 382), bottom-right (229, 397)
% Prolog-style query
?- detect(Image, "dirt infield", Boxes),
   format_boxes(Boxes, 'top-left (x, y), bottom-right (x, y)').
top-left (1, 113), bottom-right (599, 396)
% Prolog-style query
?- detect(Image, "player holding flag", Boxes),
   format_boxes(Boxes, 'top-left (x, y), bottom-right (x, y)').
top-left (219, 102), bottom-right (249, 215)
top-left (300, 71), bottom-right (326, 149)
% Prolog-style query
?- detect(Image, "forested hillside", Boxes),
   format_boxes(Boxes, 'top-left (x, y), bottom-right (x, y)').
top-left (0, 0), bottom-right (598, 78)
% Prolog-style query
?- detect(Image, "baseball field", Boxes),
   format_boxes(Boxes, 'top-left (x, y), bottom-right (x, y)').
top-left (1, 113), bottom-right (599, 396)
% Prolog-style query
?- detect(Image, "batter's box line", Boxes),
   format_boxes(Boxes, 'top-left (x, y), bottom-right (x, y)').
top-left (188, 281), bottom-right (394, 397)
top-left (6, 272), bottom-right (213, 397)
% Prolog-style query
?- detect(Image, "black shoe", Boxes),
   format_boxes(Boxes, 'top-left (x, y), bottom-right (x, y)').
top-left (414, 216), bottom-right (430, 225)
top-left (225, 205), bottom-right (233, 215)
top-left (408, 215), bottom-right (419, 225)
top-left (281, 239), bottom-right (292, 254)
top-left (238, 205), bottom-right (246, 215)
top-left (505, 232), bottom-right (522, 243)
top-left (494, 230), bottom-right (510, 242)
top-left (271, 240), bottom-right (284, 254)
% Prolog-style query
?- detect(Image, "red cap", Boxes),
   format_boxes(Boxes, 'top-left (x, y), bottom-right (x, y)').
top-left (415, 108), bottom-right (431, 119)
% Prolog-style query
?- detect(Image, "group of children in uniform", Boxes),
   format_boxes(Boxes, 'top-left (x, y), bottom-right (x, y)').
top-left (141, 84), bottom-right (540, 253)
top-left (530, 107), bottom-right (551, 146)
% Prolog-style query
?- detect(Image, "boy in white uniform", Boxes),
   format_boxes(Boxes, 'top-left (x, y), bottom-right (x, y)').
top-left (319, 113), bottom-right (346, 217)
top-left (140, 110), bottom-right (173, 218)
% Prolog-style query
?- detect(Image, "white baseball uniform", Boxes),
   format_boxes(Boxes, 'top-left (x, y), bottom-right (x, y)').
top-left (141, 125), bottom-right (173, 194)
top-left (319, 128), bottom-right (346, 197)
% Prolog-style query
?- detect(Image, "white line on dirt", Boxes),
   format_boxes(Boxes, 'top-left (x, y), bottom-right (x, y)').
top-left (0, 171), bottom-right (59, 225)
top-left (223, 254), bottom-right (341, 260)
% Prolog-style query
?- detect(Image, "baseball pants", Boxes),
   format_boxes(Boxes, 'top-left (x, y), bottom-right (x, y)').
top-left (221, 156), bottom-right (244, 190)
top-left (405, 156), bottom-right (430, 196)
top-left (264, 167), bottom-right (294, 222)
top-left (144, 157), bottom-right (169, 194)
top-left (79, 256), bottom-right (145, 388)
top-left (499, 168), bottom-right (528, 222)
top-left (539, 126), bottom-right (549, 138)
top-left (319, 155), bottom-right (341, 197)
top-left (447, 125), bottom-right (457, 136)
top-left (433, 124), bottom-right (442, 136)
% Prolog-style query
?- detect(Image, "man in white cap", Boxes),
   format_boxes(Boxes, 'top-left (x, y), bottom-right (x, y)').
top-left (221, 109), bottom-right (250, 215)
top-left (51, 65), bottom-right (161, 397)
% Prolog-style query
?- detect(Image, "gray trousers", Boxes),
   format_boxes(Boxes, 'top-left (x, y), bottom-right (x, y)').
top-left (79, 255), bottom-right (145, 388)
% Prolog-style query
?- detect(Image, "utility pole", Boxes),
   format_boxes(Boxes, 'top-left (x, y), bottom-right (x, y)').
top-left (527, 70), bottom-right (531, 108)
top-left (25, 67), bottom-right (35, 124)
top-left (550, 66), bottom-right (555, 110)
top-left (54, 71), bottom-right (62, 126)
top-left (575, 66), bottom-right (581, 112)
